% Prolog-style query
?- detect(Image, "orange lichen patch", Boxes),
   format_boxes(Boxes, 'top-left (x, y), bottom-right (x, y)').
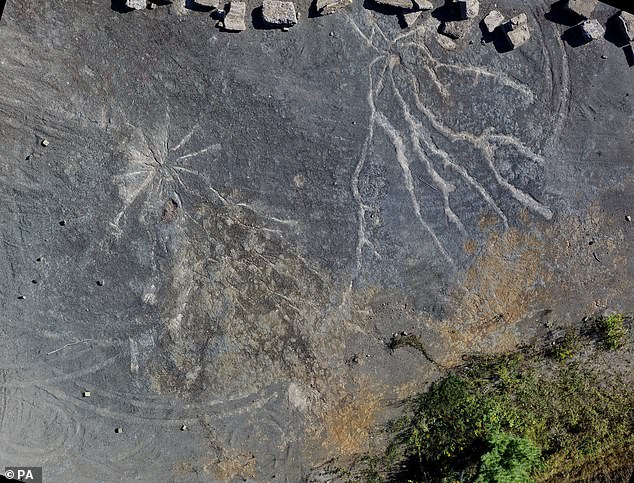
top-left (446, 229), bottom-right (547, 344)
top-left (203, 450), bottom-right (256, 481)
top-left (321, 386), bottom-right (383, 457)
top-left (463, 239), bottom-right (478, 255)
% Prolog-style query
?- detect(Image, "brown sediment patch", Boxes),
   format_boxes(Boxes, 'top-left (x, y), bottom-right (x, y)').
top-left (203, 449), bottom-right (257, 481)
top-left (319, 383), bottom-right (384, 458)
top-left (447, 228), bottom-right (546, 341)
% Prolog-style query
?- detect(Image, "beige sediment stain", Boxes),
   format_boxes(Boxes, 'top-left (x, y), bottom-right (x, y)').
top-left (320, 383), bottom-right (383, 458)
top-left (440, 206), bottom-right (631, 360)
top-left (204, 449), bottom-right (257, 482)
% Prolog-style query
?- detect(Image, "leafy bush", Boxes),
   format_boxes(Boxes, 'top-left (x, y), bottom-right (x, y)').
top-left (596, 313), bottom-right (628, 350)
top-left (475, 432), bottom-right (541, 483)
top-left (370, 350), bottom-right (633, 482)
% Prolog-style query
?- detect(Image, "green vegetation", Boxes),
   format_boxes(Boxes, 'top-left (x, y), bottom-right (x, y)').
top-left (549, 328), bottom-right (580, 362)
top-left (596, 313), bottom-right (629, 350)
top-left (357, 322), bottom-right (633, 483)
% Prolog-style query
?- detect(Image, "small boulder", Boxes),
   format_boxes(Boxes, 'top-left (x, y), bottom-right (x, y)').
top-left (262, 0), bottom-right (297, 27)
top-left (617, 11), bottom-right (634, 43)
top-left (454, 0), bottom-right (479, 20)
top-left (579, 19), bottom-right (604, 41)
top-left (483, 10), bottom-right (504, 34)
top-left (374, 0), bottom-right (415, 9)
top-left (412, 0), bottom-right (433, 10)
top-left (503, 13), bottom-right (530, 49)
top-left (315, 0), bottom-right (352, 15)
top-left (440, 19), bottom-right (473, 39)
top-left (401, 10), bottom-right (422, 28)
top-left (563, 0), bottom-right (597, 20)
top-left (126, 0), bottom-right (147, 9)
top-left (223, 1), bottom-right (246, 31)
top-left (196, 0), bottom-right (220, 7)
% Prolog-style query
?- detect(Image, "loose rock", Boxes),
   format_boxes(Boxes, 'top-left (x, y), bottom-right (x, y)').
top-left (440, 19), bottom-right (473, 39)
top-left (262, 0), bottom-right (297, 27)
top-left (454, 0), bottom-right (479, 20)
top-left (483, 10), bottom-right (504, 34)
top-left (412, 0), bottom-right (432, 10)
top-left (41, 139), bottom-right (49, 147)
top-left (580, 19), bottom-right (604, 42)
top-left (563, 0), bottom-right (598, 20)
top-left (223, 1), bottom-right (246, 31)
top-left (315, 0), bottom-right (353, 16)
top-left (503, 13), bottom-right (530, 49)
top-left (115, 427), bottom-right (123, 433)
top-left (401, 10), bottom-right (422, 28)
top-left (83, 391), bottom-right (91, 397)
top-left (617, 11), bottom-right (634, 43)
top-left (373, 0), bottom-right (415, 9)
top-left (126, 0), bottom-right (147, 10)
top-left (196, 0), bottom-right (220, 7)
top-left (626, 215), bottom-right (631, 222)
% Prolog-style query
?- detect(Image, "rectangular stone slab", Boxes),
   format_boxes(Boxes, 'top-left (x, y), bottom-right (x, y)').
top-left (315, 0), bottom-right (353, 15)
top-left (224, 1), bottom-right (246, 31)
top-left (564, 0), bottom-right (598, 19)
top-left (262, 0), bottom-right (298, 26)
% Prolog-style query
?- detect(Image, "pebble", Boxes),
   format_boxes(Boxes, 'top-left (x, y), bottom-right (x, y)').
top-left (115, 427), bottom-right (123, 433)
top-left (180, 425), bottom-right (187, 431)
top-left (97, 280), bottom-right (104, 286)
top-left (83, 391), bottom-right (91, 397)
top-left (17, 295), bottom-right (26, 300)
top-left (626, 215), bottom-right (632, 222)
top-left (41, 139), bottom-right (49, 147)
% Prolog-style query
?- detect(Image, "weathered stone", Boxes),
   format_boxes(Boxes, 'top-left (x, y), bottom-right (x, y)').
top-left (580, 19), bottom-right (605, 41)
top-left (401, 10), bottom-right (422, 28)
top-left (373, 0), bottom-right (414, 9)
top-left (454, 0), bottom-right (479, 20)
top-left (196, 0), bottom-right (220, 7)
top-left (503, 14), bottom-right (530, 49)
top-left (126, 0), bottom-right (147, 10)
top-left (262, 0), bottom-right (298, 27)
top-left (223, 1), bottom-right (246, 31)
top-left (440, 20), bottom-right (473, 39)
top-left (412, 0), bottom-right (432, 10)
top-left (315, 0), bottom-right (353, 16)
top-left (483, 10), bottom-right (504, 34)
top-left (563, 0), bottom-right (598, 20)
top-left (617, 11), bottom-right (634, 43)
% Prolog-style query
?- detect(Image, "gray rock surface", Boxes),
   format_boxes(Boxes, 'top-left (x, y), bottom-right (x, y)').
top-left (262, 0), bottom-right (298, 27)
top-left (0, 1), bottom-right (632, 481)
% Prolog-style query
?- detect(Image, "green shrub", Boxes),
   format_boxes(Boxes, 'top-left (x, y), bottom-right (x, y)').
top-left (374, 351), bottom-right (633, 482)
top-left (596, 313), bottom-right (628, 350)
top-left (549, 328), bottom-right (580, 362)
top-left (475, 432), bottom-right (541, 483)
